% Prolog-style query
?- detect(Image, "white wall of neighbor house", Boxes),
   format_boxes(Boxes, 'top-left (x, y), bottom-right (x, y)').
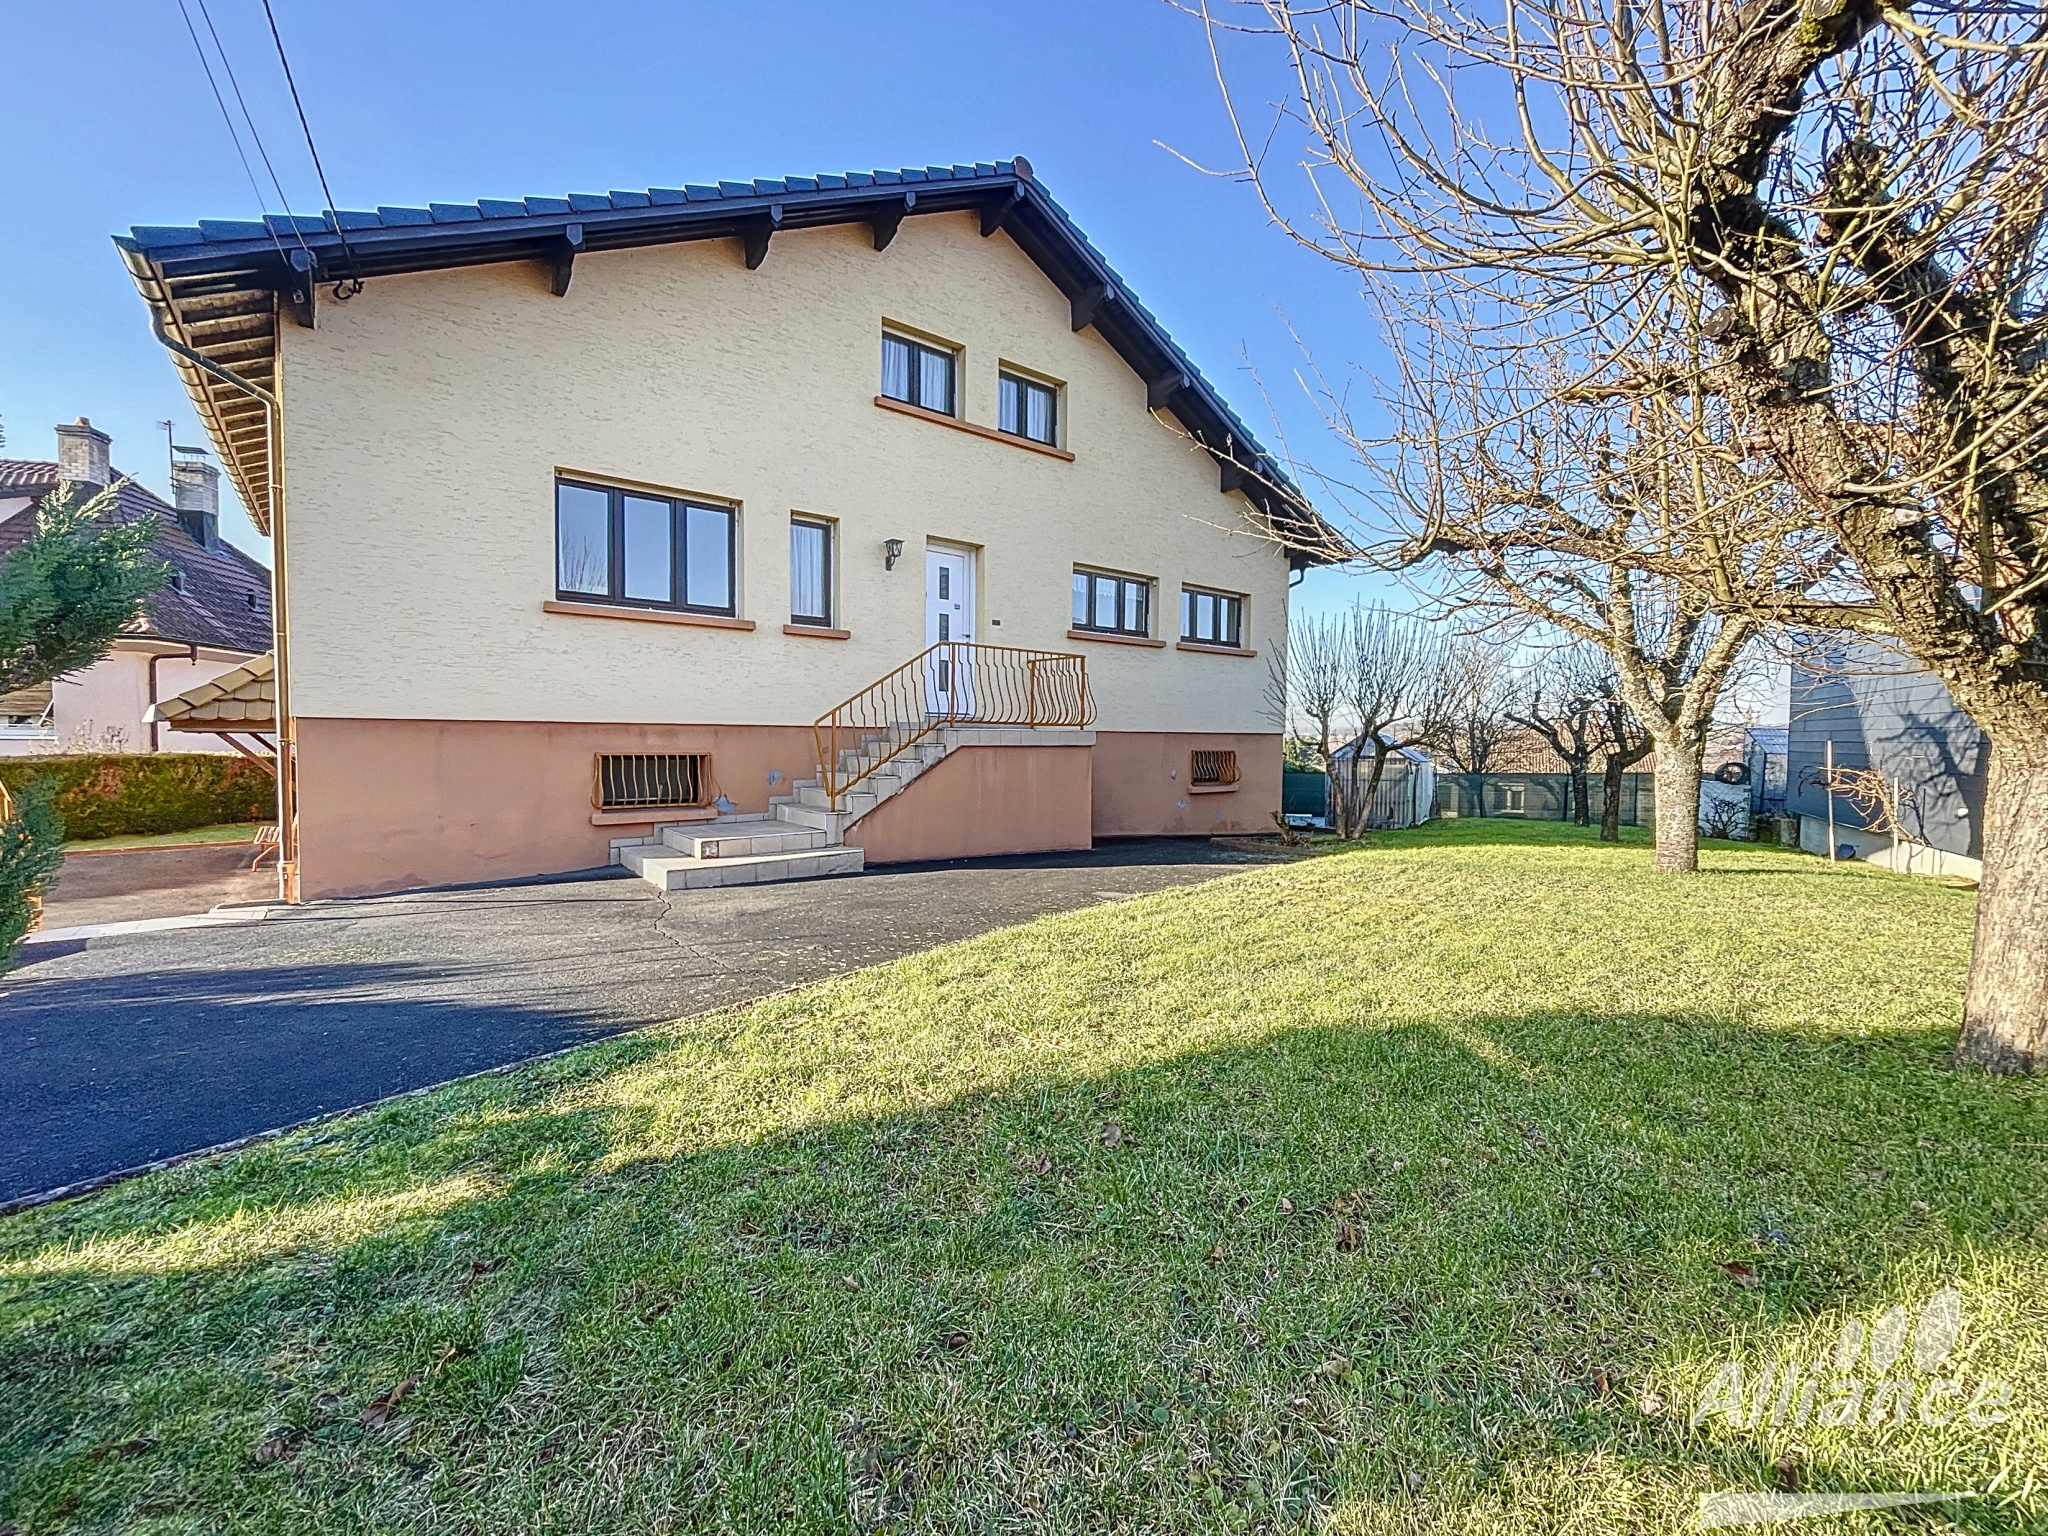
top-left (46, 645), bottom-right (255, 754)
top-left (277, 210), bottom-right (1289, 731)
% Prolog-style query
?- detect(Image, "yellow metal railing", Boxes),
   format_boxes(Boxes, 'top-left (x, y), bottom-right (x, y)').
top-left (814, 642), bottom-right (1094, 805)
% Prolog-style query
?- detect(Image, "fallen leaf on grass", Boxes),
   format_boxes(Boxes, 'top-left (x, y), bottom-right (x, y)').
top-left (1334, 1219), bottom-right (1360, 1252)
top-left (1313, 1355), bottom-right (1351, 1380)
top-left (1719, 1261), bottom-right (1759, 1288)
top-left (1099, 1121), bottom-right (1124, 1149)
top-left (841, 1275), bottom-right (862, 1293)
top-left (252, 1434), bottom-right (297, 1465)
top-left (1591, 1368), bottom-right (1611, 1397)
top-left (1276, 1197), bottom-right (1295, 1216)
top-left (940, 1329), bottom-right (972, 1352)
top-left (1206, 1242), bottom-right (1227, 1263)
top-left (456, 1258), bottom-right (506, 1296)
top-left (360, 1376), bottom-right (419, 1429)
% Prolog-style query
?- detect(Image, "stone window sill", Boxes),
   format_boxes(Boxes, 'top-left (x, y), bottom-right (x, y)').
top-left (1066, 628), bottom-right (1166, 649)
top-left (1177, 640), bottom-right (1257, 658)
top-left (545, 600), bottom-right (756, 631)
top-left (784, 624), bottom-right (852, 640)
top-left (1188, 783), bottom-right (1241, 795)
top-left (874, 396), bottom-right (1076, 461)
top-left (590, 806), bottom-right (718, 826)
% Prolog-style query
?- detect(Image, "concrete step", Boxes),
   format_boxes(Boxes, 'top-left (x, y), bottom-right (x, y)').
top-left (662, 820), bottom-right (827, 858)
top-left (796, 784), bottom-right (878, 814)
top-left (771, 799), bottom-right (857, 836)
top-left (622, 843), bottom-right (864, 891)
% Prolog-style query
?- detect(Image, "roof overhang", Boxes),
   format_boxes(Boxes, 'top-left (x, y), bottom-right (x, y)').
top-left (116, 159), bottom-right (1344, 562)
top-left (144, 651), bottom-right (276, 731)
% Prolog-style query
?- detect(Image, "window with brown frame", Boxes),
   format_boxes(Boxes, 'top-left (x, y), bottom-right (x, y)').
top-left (594, 753), bottom-right (711, 811)
top-left (1190, 749), bottom-right (1241, 787)
top-left (1180, 586), bottom-right (1245, 648)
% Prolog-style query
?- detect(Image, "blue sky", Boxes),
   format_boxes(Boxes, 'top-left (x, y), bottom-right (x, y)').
top-left (0, 0), bottom-right (1395, 619)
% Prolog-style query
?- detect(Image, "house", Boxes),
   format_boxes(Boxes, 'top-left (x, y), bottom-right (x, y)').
top-left (120, 158), bottom-right (1339, 899)
top-left (1787, 638), bottom-right (1988, 877)
top-left (0, 420), bottom-right (274, 757)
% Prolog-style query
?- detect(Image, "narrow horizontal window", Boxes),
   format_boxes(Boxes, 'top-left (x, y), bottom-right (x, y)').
top-left (790, 516), bottom-right (833, 627)
top-left (1072, 568), bottom-right (1151, 639)
top-left (999, 372), bottom-right (1059, 446)
top-left (881, 332), bottom-right (957, 415)
top-left (1191, 750), bottom-right (1241, 787)
top-left (595, 753), bottom-right (710, 811)
top-left (1179, 586), bottom-right (1245, 648)
top-left (555, 479), bottom-right (737, 617)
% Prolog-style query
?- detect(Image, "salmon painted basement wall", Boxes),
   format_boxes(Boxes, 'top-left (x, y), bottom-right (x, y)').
top-left (844, 744), bottom-right (1092, 864)
top-left (293, 718), bottom-right (818, 898)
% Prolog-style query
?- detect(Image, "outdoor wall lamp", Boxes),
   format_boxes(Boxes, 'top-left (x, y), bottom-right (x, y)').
top-left (883, 538), bottom-right (904, 571)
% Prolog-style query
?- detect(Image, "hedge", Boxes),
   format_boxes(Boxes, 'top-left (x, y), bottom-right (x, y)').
top-left (0, 753), bottom-right (276, 841)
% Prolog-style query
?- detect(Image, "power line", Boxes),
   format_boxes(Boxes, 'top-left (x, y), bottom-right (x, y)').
top-left (190, 0), bottom-right (312, 271)
top-left (259, 0), bottom-right (364, 298)
top-left (172, 0), bottom-right (290, 268)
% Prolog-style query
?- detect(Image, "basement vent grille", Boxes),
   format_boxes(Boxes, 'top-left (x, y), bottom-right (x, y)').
top-left (595, 753), bottom-right (711, 811)
top-left (1190, 749), bottom-right (1241, 787)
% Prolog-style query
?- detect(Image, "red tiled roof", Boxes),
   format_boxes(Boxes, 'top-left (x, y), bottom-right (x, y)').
top-left (0, 464), bottom-right (272, 654)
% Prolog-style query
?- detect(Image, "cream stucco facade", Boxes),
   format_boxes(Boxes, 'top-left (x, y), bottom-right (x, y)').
top-left (278, 211), bottom-right (1289, 731)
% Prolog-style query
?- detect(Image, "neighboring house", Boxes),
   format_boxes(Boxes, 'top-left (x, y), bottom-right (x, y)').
top-left (1787, 638), bottom-right (1989, 877)
top-left (0, 420), bottom-right (274, 757)
top-left (121, 158), bottom-right (1339, 899)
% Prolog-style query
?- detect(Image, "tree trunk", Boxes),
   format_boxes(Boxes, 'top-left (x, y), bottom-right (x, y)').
top-left (1570, 763), bottom-right (1591, 826)
top-left (1957, 750), bottom-right (2048, 1073)
top-left (1600, 758), bottom-right (1624, 842)
top-left (1651, 740), bottom-right (1704, 873)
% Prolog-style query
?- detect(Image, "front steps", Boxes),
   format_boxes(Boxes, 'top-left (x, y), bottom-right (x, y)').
top-left (611, 725), bottom-right (1093, 892)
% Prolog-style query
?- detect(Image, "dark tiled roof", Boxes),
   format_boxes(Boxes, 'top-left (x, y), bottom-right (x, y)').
top-left (117, 158), bottom-right (1344, 563)
top-left (123, 163), bottom-right (1027, 249)
top-left (0, 460), bottom-right (61, 493)
top-left (0, 464), bottom-right (272, 654)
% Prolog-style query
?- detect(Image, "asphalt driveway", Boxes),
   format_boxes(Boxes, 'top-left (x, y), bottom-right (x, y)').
top-left (0, 840), bottom-right (1263, 1203)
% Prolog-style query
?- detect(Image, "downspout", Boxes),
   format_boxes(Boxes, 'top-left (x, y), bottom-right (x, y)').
top-left (145, 300), bottom-right (298, 900)
top-left (145, 642), bottom-right (199, 752)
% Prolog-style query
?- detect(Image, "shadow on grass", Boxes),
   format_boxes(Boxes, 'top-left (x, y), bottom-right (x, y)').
top-left (2, 999), bottom-right (2038, 1533)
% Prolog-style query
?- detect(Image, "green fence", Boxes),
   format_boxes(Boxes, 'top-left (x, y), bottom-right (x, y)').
top-left (1434, 772), bottom-right (1653, 827)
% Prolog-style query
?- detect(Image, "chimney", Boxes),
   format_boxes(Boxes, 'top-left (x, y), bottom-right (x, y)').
top-left (55, 417), bottom-right (112, 490)
top-left (171, 457), bottom-right (221, 550)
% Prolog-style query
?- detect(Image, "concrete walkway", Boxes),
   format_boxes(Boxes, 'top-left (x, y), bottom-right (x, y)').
top-left (0, 840), bottom-right (1263, 1202)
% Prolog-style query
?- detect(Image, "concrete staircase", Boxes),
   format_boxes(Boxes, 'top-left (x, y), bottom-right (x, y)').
top-left (611, 725), bottom-right (1092, 892)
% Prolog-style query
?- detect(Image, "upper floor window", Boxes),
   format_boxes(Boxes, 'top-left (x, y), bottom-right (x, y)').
top-left (1072, 568), bottom-right (1151, 638)
top-left (1181, 586), bottom-right (1245, 648)
top-left (790, 515), bottom-right (834, 627)
top-left (556, 478), bottom-right (735, 616)
top-left (882, 332), bottom-right (956, 415)
top-left (999, 371), bottom-right (1059, 446)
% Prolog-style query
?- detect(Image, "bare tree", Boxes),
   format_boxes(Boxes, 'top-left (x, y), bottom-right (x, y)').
top-left (1329, 602), bottom-right (1451, 837)
top-left (1272, 612), bottom-right (1349, 768)
top-left (1392, 392), bottom-right (1815, 869)
top-left (1437, 632), bottom-right (1521, 774)
top-left (1592, 675), bottom-right (1657, 842)
top-left (1509, 644), bottom-right (1611, 825)
top-left (1194, 0), bottom-right (2048, 1067)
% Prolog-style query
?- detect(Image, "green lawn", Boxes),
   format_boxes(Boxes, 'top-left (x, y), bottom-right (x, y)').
top-left (62, 822), bottom-right (264, 852)
top-left (3, 822), bottom-right (2043, 1534)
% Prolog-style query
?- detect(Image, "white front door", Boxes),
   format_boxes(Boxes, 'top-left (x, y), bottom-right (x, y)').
top-left (925, 545), bottom-right (976, 716)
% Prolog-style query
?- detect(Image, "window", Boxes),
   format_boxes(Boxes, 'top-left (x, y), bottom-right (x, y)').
top-left (881, 332), bottom-right (956, 415)
top-left (999, 371), bottom-right (1058, 446)
top-left (790, 516), bottom-right (834, 627)
top-left (1072, 568), bottom-right (1151, 638)
top-left (555, 479), bottom-right (736, 616)
top-left (1181, 587), bottom-right (1245, 648)
top-left (1191, 750), bottom-right (1241, 787)
top-left (595, 753), bottom-right (710, 811)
